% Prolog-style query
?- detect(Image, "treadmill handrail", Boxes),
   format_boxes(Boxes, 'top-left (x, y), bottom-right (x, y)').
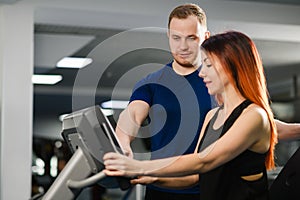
top-left (67, 170), bottom-right (106, 189)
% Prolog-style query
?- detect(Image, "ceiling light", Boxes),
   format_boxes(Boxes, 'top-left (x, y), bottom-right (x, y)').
top-left (56, 57), bottom-right (93, 68)
top-left (101, 100), bottom-right (129, 109)
top-left (32, 74), bottom-right (62, 85)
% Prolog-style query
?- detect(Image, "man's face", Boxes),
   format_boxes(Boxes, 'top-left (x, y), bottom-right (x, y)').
top-left (168, 15), bottom-right (208, 68)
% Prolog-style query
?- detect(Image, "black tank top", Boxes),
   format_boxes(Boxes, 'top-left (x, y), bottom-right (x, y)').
top-left (198, 100), bottom-right (269, 200)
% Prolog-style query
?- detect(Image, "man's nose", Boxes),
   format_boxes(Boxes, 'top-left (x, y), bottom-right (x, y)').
top-left (179, 39), bottom-right (188, 50)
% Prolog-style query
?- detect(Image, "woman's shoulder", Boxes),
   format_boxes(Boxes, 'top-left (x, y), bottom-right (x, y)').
top-left (242, 104), bottom-right (269, 128)
top-left (243, 104), bottom-right (271, 153)
top-left (245, 104), bottom-right (267, 117)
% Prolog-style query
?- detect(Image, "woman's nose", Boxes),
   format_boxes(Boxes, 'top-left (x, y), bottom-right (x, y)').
top-left (198, 67), bottom-right (205, 78)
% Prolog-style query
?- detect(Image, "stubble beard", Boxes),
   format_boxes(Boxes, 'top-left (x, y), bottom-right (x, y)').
top-left (174, 57), bottom-right (197, 69)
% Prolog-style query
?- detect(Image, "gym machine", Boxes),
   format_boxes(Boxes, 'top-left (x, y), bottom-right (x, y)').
top-left (34, 105), bottom-right (131, 200)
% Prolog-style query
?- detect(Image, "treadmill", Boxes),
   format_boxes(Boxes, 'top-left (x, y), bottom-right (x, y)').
top-left (35, 105), bottom-right (131, 200)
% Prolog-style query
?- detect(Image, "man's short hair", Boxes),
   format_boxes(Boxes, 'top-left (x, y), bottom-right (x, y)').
top-left (168, 3), bottom-right (207, 28)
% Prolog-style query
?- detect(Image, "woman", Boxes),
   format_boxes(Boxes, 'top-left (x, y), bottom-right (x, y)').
top-left (103, 31), bottom-right (278, 200)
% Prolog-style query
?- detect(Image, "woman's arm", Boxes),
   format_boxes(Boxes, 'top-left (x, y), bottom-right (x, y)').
top-left (103, 152), bottom-right (200, 177)
top-left (104, 105), bottom-right (269, 178)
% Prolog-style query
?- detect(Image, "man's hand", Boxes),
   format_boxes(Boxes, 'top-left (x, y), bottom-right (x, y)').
top-left (130, 176), bottom-right (158, 185)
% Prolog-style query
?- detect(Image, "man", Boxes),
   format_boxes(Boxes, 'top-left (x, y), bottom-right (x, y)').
top-left (115, 4), bottom-right (212, 199)
top-left (115, 3), bottom-right (300, 200)
top-left (275, 119), bottom-right (300, 141)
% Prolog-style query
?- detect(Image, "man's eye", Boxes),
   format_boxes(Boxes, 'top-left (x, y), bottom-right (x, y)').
top-left (188, 37), bottom-right (196, 41)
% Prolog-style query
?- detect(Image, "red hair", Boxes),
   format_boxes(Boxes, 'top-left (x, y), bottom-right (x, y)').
top-left (201, 31), bottom-right (277, 169)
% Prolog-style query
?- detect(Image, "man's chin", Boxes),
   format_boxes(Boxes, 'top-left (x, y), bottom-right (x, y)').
top-left (175, 60), bottom-right (195, 68)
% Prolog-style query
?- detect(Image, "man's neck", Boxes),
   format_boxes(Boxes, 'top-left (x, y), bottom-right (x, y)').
top-left (172, 61), bottom-right (198, 76)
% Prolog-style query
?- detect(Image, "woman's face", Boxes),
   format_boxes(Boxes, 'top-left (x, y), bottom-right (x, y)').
top-left (199, 50), bottom-right (229, 95)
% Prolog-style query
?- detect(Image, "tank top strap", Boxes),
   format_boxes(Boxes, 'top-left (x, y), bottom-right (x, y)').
top-left (198, 106), bottom-right (223, 152)
top-left (221, 99), bottom-right (252, 137)
top-left (209, 105), bottom-right (223, 126)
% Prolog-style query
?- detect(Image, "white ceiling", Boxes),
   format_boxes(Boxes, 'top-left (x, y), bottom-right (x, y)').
top-left (0, 0), bottom-right (299, 66)
top-left (3, 0), bottom-right (296, 68)
top-left (31, 0), bottom-right (300, 70)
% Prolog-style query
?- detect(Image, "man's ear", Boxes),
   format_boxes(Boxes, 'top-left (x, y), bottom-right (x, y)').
top-left (205, 31), bottom-right (210, 39)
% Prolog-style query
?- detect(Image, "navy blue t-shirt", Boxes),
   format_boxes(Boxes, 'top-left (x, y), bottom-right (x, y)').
top-left (130, 62), bottom-right (213, 194)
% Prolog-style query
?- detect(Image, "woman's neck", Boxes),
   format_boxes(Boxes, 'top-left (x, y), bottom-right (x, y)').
top-left (220, 87), bottom-right (246, 117)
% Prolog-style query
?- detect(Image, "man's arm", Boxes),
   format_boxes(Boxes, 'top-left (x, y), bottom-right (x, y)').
top-left (275, 119), bottom-right (300, 141)
top-left (116, 100), bottom-right (150, 157)
top-left (130, 175), bottom-right (199, 189)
